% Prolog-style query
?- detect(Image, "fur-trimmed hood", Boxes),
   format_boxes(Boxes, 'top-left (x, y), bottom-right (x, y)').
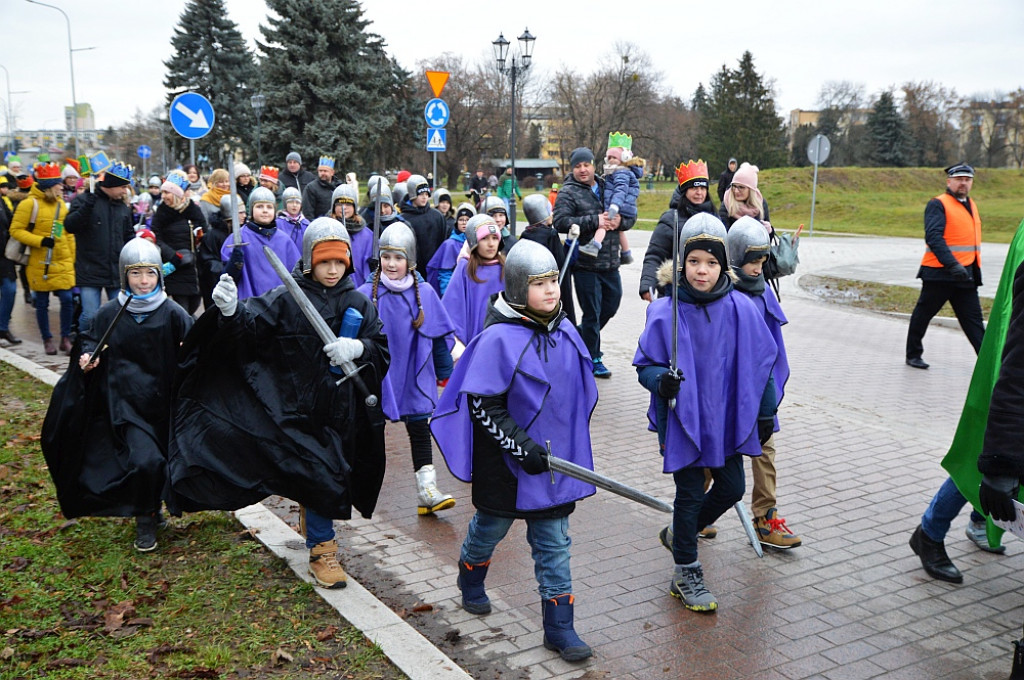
top-left (656, 258), bottom-right (738, 287)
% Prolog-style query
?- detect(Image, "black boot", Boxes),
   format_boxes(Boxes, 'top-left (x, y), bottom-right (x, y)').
top-left (0, 330), bottom-right (21, 344)
top-left (134, 515), bottom-right (158, 552)
top-left (909, 524), bottom-right (962, 583)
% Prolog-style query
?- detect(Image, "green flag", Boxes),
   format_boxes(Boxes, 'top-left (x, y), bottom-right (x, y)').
top-left (942, 218), bottom-right (1024, 547)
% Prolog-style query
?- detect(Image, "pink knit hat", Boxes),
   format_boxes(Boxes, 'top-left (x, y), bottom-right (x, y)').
top-left (731, 162), bottom-right (759, 190)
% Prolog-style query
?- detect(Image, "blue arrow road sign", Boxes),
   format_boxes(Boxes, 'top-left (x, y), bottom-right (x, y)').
top-left (426, 128), bottom-right (447, 152)
top-left (137, 145), bottom-right (152, 159)
top-left (169, 92), bottom-right (215, 140)
top-left (424, 98), bottom-right (450, 128)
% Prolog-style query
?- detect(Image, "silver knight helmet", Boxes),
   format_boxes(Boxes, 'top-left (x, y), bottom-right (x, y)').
top-left (367, 176), bottom-right (390, 201)
top-left (119, 236), bottom-right (163, 291)
top-left (522, 193), bottom-right (551, 226)
top-left (679, 212), bottom-right (729, 270)
top-left (331, 183), bottom-right (359, 211)
top-left (391, 182), bottom-right (409, 209)
top-left (378, 222), bottom-right (417, 270)
top-left (481, 195), bottom-right (506, 217)
top-left (302, 217), bottom-right (351, 274)
top-left (465, 214), bottom-right (501, 252)
top-left (406, 174), bottom-right (430, 199)
top-left (432, 187), bottom-right (452, 210)
top-left (247, 186), bottom-right (277, 214)
top-left (503, 239), bottom-right (558, 309)
top-left (727, 216), bottom-right (771, 272)
top-left (281, 186), bottom-right (302, 204)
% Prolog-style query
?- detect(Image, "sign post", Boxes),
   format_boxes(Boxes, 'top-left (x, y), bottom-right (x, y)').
top-left (137, 144), bottom-right (151, 182)
top-left (169, 92), bottom-right (215, 167)
top-left (424, 72), bottom-right (450, 189)
top-left (806, 134), bottom-right (830, 237)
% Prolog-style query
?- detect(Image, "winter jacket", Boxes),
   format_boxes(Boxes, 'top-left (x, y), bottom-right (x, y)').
top-left (640, 199), bottom-right (716, 297)
top-left (10, 185), bottom-right (75, 292)
top-left (235, 180), bottom-right (254, 207)
top-left (0, 197), bottom-right (15, 280)
top-left (151, 200), bottom-right (208, 296)
top-left (401, 203), bottom-right (448, 274)
top-left (496, 175), bottom-right (521, 200)
top-left (603, 164), bottom-right (642, 220)
top-left (64, 188), bottom-right (134, 288)
top-left (301, 177), bottom-right (339, 220)
top-left (552, 173), bottom-right (635, 273)
top-left (280, 168), bottom-right (317, 194)
top-left (917, 191), bottom-right (983, 287)
top-left (717, 168), bottom-right (736, 203)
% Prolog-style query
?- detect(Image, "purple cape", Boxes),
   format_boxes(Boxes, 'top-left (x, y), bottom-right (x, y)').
top-left (426, 235), bottom-right (464, 293)
top-left (220, 224), bottom-right (301, 300)
top-left (442, 258), bottom-right (504, 344)
top-left (634, 291), bottom-right (777, 472)
top-left (348, 226), bottom-right (374, 289)
top-left (357, 278), bottom-right (454, 420)
top-left (746, 286), bottom-right (790, 424)
top-left (431, 318), bottom-right (598, 511)
top-left (275, 213), bottom-right (309, 253)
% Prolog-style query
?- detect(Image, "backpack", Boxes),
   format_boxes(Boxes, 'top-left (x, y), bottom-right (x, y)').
top-left (763, 225), bottom-right (802, 298)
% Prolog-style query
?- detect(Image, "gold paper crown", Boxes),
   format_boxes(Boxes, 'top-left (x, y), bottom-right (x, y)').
top-left (675, 159), bottom-right (709, 186)
top-left (607, 131), bottom-right (632, 150)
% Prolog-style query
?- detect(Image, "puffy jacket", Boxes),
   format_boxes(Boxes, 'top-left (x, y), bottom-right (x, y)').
top-left (151, 200), bottom-right (208, 296)
top-left (640, 199), bottom-right (716, 297)
top-left (10, 185), bottom-right (76, 292)
top-left (552, 174), bottom-right (635, 272)
top-left (301, 177), bottom-right (338, 220)
top-left (64, 188), bottom-right (134, 287)
top-left (280, 168), bottom-right (317, 194)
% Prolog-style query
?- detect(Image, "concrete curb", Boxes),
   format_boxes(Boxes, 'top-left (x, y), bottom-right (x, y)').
top-left (0, 349), bottom-right (472, 680)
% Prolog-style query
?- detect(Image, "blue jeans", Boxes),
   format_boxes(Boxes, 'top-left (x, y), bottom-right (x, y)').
top-left (671, 455), bottom-right (745, 565)
top-left (921, 476), bottom-right (984, 542)
top-left (79, 286), bottom-right (119, 336)
top-left (33, 289), bottom-right (73, 340)
top-left (0, 278), bottom-right (15, 331)
top-left (461, 510), bottom-right (572, 600)
top-left (573, 268), bottom-right (622, 360)
top-left (304, 508), bottom-right (335, 549)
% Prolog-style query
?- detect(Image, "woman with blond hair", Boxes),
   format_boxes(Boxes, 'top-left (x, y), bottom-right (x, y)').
top-left (718, 162), bottom-right (771, 232)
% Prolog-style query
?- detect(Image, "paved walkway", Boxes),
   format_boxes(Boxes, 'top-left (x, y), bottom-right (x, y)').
top-left (3, 231), bottom-right (1021, 679)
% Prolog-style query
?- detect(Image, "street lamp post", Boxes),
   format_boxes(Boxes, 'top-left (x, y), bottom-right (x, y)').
top-left (250, 92), bottom-right (265, 169)
top-left (0, 64), bottom-right (14, 154)
top-left (26, 0), bottom-right (84, 158)
top-left (492, 28), bottom-right (535, 237)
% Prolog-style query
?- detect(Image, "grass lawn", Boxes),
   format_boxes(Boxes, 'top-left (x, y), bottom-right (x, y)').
top-left (0, 364), bottom-right (406, 680)
top-left (800, 274), bottom-right (995, 320)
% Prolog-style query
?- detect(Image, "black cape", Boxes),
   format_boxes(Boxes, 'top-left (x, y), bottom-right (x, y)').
top-left (168, 273), bottom-right (389, 520)
top-left (41, 298), bottom-right (194, 518)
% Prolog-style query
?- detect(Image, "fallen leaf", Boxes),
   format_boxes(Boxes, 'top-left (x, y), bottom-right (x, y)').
top-left (145, 643), bottom-right (191, 665)
top-left (125, 618), bottom-right (153, 627)
top-left (0, 465), bottom-right (9, 480)
top-left (169, 667), bottom-right (219, 678)
top-left (0, 647), bottom-right (13, 660)
top-left (238, 527), bottom-right (260, 540)
top-left (5, 557), bottom-right (29, 572)
top-left (270, 648), bottom-right (293, 665)
top-left (103, 601), bottom-right (136, 633)
top-left (316, 625), bottom-right (339, 642)
top-left (412, 603), bottom-right (434, 613)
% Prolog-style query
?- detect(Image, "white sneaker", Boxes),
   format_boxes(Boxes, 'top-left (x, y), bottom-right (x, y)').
top-left (965, 519), bottom-right (1005, 554)
top-left (415, 465), bottom-right (456, 515)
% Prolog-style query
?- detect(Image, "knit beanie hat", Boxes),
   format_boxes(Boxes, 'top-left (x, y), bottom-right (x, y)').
top-left (731, 162), bottom-right (759, 190)
top-left (234, 163), bottom-right (251, 178)
top-left (569, 147), bottom-right (595, 168)
top-left (312, 240), bottom-right (351, 269)
top-left (61, 164), bottom-right (80, 180)
top-left (286, 151), bottom-right (302, 164)
top-left (161, 171), bottom-right (190, 198)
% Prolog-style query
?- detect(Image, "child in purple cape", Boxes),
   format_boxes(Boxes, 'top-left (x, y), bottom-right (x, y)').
top-left (330, 185), bottom-right (372, 287)
top-left (634, 213), bottom-right (777, 613)
top-left (221, 187), bottom-right (300, 300)
top-left (358, 222), bottom-right (458, 515)
top-left (726, 216), bottom-right (801, 549)
top-left (275, 186), bottom-right (309, 254)
top-left (431, 239), bottom-right (597, 663)
top-left (441, 214), bottom-right (505, 346)
top-left (426, 202), bottom-right (475, 296)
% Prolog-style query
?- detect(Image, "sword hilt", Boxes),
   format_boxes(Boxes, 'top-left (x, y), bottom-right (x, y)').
top-left (546, 440), bottom-right (555, 484)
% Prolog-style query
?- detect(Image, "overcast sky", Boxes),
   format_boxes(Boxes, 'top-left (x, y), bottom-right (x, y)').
top-left (5, 0), bottom-right (1023, 134)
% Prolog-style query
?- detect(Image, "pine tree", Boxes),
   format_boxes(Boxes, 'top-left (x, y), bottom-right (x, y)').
top-left (696, 52), bottom-right (787, 176)
top-left (256, 0), bottom-right (418, 174)
top-left (866, 90), bottom-right (910, 167)
top-left (163, 0), bottom-right (259, 166)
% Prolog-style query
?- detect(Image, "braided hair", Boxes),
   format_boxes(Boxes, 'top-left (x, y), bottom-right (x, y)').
top-left (369, 259), bottom-right (424, 330)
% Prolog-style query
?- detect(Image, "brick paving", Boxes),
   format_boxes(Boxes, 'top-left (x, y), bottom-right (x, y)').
top-left (5, 233), bottom-right (1022, 679)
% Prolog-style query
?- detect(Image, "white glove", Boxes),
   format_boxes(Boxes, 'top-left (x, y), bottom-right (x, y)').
top-left (324, 337), bottom-right (364, 366)
top-left (568, 223), bottom-right (580, 240)
top-left (212, 274), bottom-right (237, 317)
top-left (451, 339), bottom-right (466, 362)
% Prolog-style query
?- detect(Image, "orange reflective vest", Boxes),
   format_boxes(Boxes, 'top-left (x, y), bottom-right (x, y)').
top-left (921, 193), bottom-right (981, 268)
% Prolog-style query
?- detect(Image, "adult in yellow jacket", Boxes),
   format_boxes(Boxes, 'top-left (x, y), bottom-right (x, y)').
top-left (10, 164), bottom-right (76, 355)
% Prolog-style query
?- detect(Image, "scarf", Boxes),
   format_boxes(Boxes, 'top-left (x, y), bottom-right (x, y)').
top-left (201, 185), bottom-right (230, 208)
top-left (733, 269), bottom-right (766, 295)
top-left (380, 273), bottom-right (414, 292)
top-left (117, 285), bottom-right (167, 315)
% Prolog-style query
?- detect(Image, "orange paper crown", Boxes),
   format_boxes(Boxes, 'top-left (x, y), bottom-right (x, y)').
top-left (674, 159), bottom-right (708, 186)
top-left (259, 165), bottom-right (280, 183)
top-left (34, 162), bottom-right (62, 181)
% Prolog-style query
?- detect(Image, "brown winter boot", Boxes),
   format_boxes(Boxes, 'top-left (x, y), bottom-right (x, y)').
top-left (309, 540), bottom-right (347, 589)
top-left (60, 336), bottom-right (73, 354)
top-left (43, 337), bottom-right (57, 355)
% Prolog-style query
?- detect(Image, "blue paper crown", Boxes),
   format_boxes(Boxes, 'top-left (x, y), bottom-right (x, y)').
top-left (108, 161), bottom-right (134, 183)
top-left (165, 171), bottom-right (190, 191)
top-left (318, 156), bottom-right (335, 170)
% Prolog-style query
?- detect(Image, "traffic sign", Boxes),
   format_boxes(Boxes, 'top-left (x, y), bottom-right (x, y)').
top-left (137, 145), bottom-right (152, 159)
top-left (425, 70), bottom-right (449, 98)
top-left (169, 92), bottom-right (215, 140)
top-left (424, 98), bottom-right (449, 128)
top-left (426, 128), bottom-right (447, 152)
top-left (807, 134), bottom-right (831, 165)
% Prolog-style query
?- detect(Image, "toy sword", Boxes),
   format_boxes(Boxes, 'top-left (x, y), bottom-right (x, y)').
top-left (262, 246), bottom-right (378, 407)
top-left (83, 293), bottom-right (134, 369)
top-left (545, 448), bottom-right (672, 514)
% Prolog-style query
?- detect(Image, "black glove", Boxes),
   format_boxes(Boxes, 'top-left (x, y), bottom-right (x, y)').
top-left (657, 370), bottom-right (682, 399)
top-left (40, 237), bottom-right (56, 248)
top-left (979, 475), bottom-right (1019, 522)
top-left (228, 247), bottom-right (244, 271)
top-left (949, 263), bottom-right (971, 281)
top-left (174, 250), bottom-right (194, 267)
top-left (518, 444), bottom-right (549, 475)
top-left (758, 418), bottom-right (775, 446)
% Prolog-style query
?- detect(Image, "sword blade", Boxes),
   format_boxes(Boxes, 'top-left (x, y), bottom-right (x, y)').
top-left (547, 454), bottom-right (672, 514)
top-left (559, 233), bottom-right (578, 287)
top-left (228, 157), bottom-right (242, 246)
top-left (734, 499), bottom-right (764, 558)
top-left (372, 177), bottom-right (382, 261)
top-left (668, 210), bottom-right (680, 409)
top-left (85, 293), bottom-right (134, 368)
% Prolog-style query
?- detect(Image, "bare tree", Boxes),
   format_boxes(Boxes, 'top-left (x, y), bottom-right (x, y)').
top-left (815, 80), bottom-right (867, 165)
top-left (901, 81), bottom-right (959, 166)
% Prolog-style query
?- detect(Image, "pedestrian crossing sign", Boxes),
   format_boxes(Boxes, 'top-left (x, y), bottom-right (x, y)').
top-left (426, 127), bottom-right (446, 152)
